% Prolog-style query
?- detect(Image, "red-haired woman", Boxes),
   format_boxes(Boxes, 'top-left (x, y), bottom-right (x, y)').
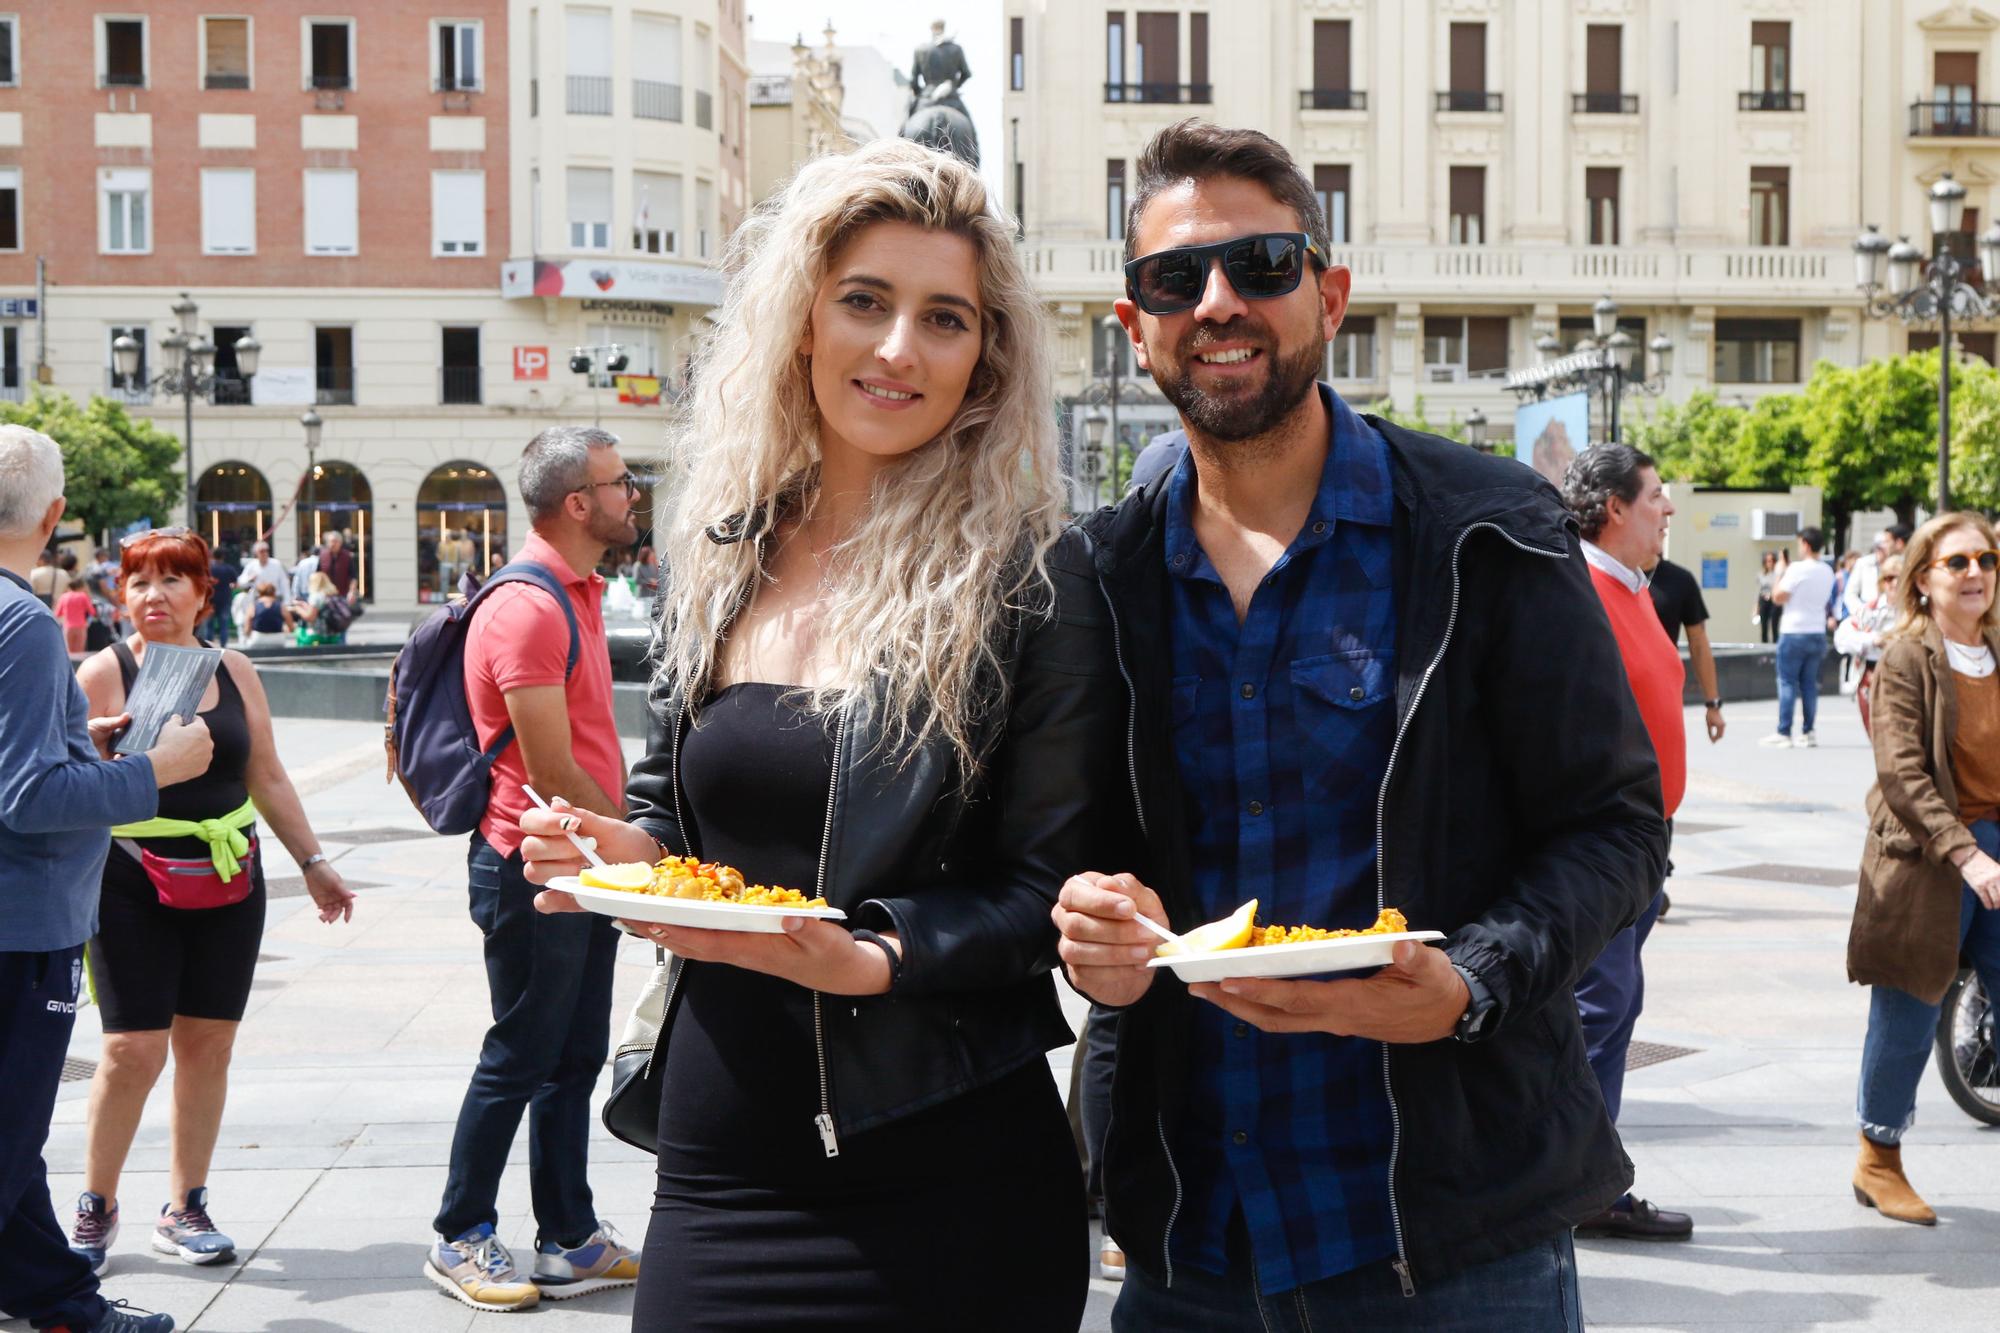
top-left (66, 528), bottom-right (355, 1275)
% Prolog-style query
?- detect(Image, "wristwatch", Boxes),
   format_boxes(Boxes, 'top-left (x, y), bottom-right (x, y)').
top-left (1451, 963), bottom-right (1497, 1043)
top-left (1704, 698), bottom-right (1724, 710)
top-left (301, 853), bottom-right (329, 872)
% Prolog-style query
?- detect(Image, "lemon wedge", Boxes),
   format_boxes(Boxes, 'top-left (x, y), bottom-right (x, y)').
top-left (1156, 898), bottom-right (1258, 956)
top-left (579, 862), bottom-right (656, 893)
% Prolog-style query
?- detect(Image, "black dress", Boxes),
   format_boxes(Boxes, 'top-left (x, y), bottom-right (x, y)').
top-left (632, 683), bottom-right (1086, 1333)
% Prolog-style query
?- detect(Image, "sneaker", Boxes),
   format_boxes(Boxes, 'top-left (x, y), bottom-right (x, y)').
top-left (1098, 1237), bottom-right (1126, 1282)
top-left (44, 1298), bottom-right (176, 1332)
top-left (425, 1223), bottom-right (541, 1313)
top-left (531, 1221), bottom-right (640, 1299)
top-left (151, 1188), bottom-right (234, 1266)
top-left (1802, 731), bottom-right (1819, 748)
top-left (1758, 733), bottom-right (1793, 748)
top-left (69, 1191), bottom-right (119, 1276)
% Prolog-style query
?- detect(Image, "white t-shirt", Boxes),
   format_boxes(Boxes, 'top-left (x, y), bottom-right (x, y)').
top-left (1776, 557), bottom-right (1836, 635)
top-left (1946, 639), bottom-right (1995, 678)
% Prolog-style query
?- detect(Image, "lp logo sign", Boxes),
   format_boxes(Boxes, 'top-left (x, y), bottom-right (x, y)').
top-left (513, 346), bottom-right (550, 381)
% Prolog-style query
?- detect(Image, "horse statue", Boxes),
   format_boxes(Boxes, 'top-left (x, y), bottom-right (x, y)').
top-left (899, 21), bottom-right (979, 167)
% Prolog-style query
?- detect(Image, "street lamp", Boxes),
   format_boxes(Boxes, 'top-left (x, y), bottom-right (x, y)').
top-left (1079, 408), bottom-right (1109, 507)
top-left (1853, 169), bottom-right (2000, 512)
top-left (300, 410), bottom-right (323, 541)
top-left (1464, 406), bottom-right (1491, 453)
top-left (1502, 296), bottom-right (1671, 444)
top-left (569, 342), bottom-right (630, 425)
top-left (113, 292), bottom-right (260, 530)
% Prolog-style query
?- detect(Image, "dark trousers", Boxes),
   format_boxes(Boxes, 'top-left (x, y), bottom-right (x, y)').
top-left (434, 836), bottom-right (619, 1245)
top-left (1078, 1004), bottom-right (1118, 1202)
top-left (0, 947), bottom-right (109, 1331)
top-left (1577, 887), bottom-right (1665, 1125)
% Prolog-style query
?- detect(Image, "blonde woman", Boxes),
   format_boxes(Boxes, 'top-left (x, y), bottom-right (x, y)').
top-left (1849, 513), bottom-right (2000, 1225)
top-left (520, 140), bottom-right (1119, 1329)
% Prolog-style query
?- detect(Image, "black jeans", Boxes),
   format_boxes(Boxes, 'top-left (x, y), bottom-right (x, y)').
top-left (0, 946), bottom-right (109, 1331)
top-left (434, 835), bottom-right (619, 1245)
top-left (1078, 1003), bottom-right (1119, 1202)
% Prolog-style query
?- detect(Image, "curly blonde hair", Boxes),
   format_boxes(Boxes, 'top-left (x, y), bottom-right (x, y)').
top-left (654, 139), bottom-right (1063, 773)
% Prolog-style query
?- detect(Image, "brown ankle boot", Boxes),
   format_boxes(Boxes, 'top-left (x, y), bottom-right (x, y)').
top-left (1853, 1134), bottom-right (1937, 1225)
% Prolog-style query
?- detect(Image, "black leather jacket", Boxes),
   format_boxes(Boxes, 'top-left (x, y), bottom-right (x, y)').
top-left (623, 529), bottom-right (1122, 1141)
top-left (1078, 417), bottom-right (1668, 1291)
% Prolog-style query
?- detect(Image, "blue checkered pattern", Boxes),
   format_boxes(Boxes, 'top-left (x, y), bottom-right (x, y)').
top-left (1163, 387), bottom-right (1399, 1294)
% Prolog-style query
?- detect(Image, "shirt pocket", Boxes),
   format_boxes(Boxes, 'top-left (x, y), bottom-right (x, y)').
top-left (1290, 651), bottom-right (1397, 803)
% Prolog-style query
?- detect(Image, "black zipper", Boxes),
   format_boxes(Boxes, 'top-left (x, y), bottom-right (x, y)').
top-left (810, 709), bottom-right (848, 1157)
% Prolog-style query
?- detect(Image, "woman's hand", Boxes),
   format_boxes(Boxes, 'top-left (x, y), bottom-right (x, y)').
top-left (520, 797), bottom-right (662, 913)
top-left (1960, 847), bottom-right (2000, 911)
top-left (628, 918), bottom-right (895, 996)
top-left (304, 859), bottom-right (356, 924)
top-left (87, 713), bottom-right (131, 761)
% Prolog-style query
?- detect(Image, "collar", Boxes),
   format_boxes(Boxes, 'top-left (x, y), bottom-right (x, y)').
top-left (0, 565), bottom-right (28, 593)
top-left (520, 530), bottom-right (599, 589)
top-left (1581, 540), bottom-right (1649, 593)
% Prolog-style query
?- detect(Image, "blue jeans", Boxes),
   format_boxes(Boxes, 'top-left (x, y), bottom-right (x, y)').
top-left (1775, 632), bottom-right (1827, 736)
top-left (1577, 888), bottom-right (1665, 1125)
top-left (1856, 819), bottom-right (2000, 1143)
top-left (434, 835), bottom-right (619, 1244)
top-left (1113, 1224), bottom-right (1581, 1332)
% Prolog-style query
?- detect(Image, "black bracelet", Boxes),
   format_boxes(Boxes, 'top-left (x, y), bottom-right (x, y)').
top-left (850, 929), bottom-right (902, 993)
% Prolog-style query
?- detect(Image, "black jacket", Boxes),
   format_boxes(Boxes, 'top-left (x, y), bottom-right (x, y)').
top-left (623, 529), bottom-right (1122, 1141)
top-left (1078, 418), bottom-right (1668, 1291)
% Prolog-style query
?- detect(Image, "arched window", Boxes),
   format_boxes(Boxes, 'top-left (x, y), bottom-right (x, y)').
top-left (194, 461), bottom-right (272, 560)
top-left (297, 460), bottom-right (374, 602)
top-left (417, 461), bottom-right (507, 603)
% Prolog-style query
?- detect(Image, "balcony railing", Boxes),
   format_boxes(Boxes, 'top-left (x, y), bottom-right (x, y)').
top-left (439, 366), bottom-right (482, 406)
top-left (1910, 100), bottom-right (2000, 137)
top-left (310, 72), bottom-right (351, 91)
top-left (204, 73), bottom-right (250, 91)
top-left (1299, 88), bottom-right (1366, 111)
top-left (103, 70), bottom-right (144, 88)
top-left (1104, 82), bottom-right (1213, 104)
top-left (1436, 90), bottom-right (1502, 112)
top-left (1572, 92), bottom-right (1637, 114)
top-left (209, 374), bottom-right (251, 407)
top-left (567, 74), bottom-right (612, 115)
top-left (1739, 90), bottom-right (1804, 111)
top-left (433, 75), bottom-right (481, 93)
top-left (315, 366), bottom-right (356, 406)
top-left (634, 79), bottom-right (683, 121)
top-left (694, 89), bottom-right (713, 128)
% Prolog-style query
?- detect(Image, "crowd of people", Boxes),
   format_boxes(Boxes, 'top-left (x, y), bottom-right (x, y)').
top-left (2, 122), bottom-right (1996, 1333)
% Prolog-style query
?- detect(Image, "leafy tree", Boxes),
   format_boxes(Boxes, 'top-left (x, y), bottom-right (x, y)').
top-left (1363, 395), bottom-right (1515, 457)
top-left (1798, 354), bottom-right (1940, 536)
top-left (1944, 356), bottom-right (2000, 514)
top-left (0, 389), bottom-right (183, 541)
top-left (1626, 391), bottom-right (1755, 485)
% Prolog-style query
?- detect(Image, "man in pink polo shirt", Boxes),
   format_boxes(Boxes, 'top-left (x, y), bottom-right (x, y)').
top-left (425, 426), bottom-right (642, 1311)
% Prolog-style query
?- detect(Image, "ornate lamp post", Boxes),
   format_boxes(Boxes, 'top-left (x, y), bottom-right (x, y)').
top-left (1503, 297), bottom-right (1671, 444)
top-left (299, 409), bottom-right (323, 541)
top-left (569, 342), bottom-right (630, 426)
top-left (111, 292), bottom-right (260, 529)
top-left (1465, 406), bottom-right (1491, 453)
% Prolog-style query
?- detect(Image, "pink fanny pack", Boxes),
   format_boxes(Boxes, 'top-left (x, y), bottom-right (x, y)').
top-left (116, 836), bottom-right (258, 910)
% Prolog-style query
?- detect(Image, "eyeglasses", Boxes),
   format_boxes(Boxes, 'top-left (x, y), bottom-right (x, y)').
top-left (575, 472), bottom-right (643, 499)
top-left (1123, 232), bottom-right (1324, 316)
top-left (119, 526), bottom-right (195, 549)
top-left (1926, 549), bottom-right (2000, 576)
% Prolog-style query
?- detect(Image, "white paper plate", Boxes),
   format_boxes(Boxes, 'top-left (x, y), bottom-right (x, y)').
top-left (1146, 930), bottom-right (1446, 983)
top-left (549, 877), bottom-right (847, 934)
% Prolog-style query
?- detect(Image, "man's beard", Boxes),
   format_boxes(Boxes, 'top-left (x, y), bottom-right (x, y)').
top-left (1155, 332), bottom-right (1323, 443)
top-left (587, 502), bottom-right (640, 550)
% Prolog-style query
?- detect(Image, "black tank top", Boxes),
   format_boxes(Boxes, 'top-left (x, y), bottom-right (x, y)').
top-left (111, 639), bottom-right (255, 856)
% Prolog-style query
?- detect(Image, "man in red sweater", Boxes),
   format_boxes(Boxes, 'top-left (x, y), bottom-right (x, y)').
top-left (1563, 444), bottom-right (1692, 1241)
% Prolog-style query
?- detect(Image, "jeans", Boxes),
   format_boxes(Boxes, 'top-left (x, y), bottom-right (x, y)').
top-left (1113, 1223), bottom-right (1581, 1333)
top-left (1856, 818), bottom-right (2000, 1144)
top-left (434, 835), bottom-right (619, 1245)
top-left (1775, 632), bottom-right (1827, 736)
top-left (0, 947), bottom-right (109, 1331)
top-left (1577, 888), bottom-right (1665, 1125)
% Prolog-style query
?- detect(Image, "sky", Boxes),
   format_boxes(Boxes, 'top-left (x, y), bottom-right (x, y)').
top-left (745, 0), bottom-right (1007, 199)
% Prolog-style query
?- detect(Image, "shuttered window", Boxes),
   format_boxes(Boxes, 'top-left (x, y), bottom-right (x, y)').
top-left (1449, 166), bottom-right (1485, 245)
top-left (1314, 165), bottom-right (1351, 244)
top-left (432, 170), bottom-right (485, 255)
top-left (1586, 26), bottom-right (1621, 95)
top-left (304, 170), bottom-right (358, 255)
top-left (1586, 167), bottom-right (1619, 246)
top-left (1313, 21), bottom-right (1350, 92)
top-left (1136, 12), bottom-right (1177, 89)
top-left (1449, 24), bottom-right (1485, 93)
top-left (201, 168), bottom-right (255, 254)
top-left (204, 17), bottom-right (249, 89)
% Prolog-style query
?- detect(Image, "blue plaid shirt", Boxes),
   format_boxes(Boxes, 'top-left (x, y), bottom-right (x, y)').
top-left (1163, 387), bottom-right (1399, 1293)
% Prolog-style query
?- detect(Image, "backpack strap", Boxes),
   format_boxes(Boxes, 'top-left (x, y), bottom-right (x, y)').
top-left (463, 560), bottom-right (586, 768)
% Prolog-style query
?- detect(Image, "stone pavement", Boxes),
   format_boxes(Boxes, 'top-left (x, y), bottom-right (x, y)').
top-left (5, 690), bottom-right (1994, 1331)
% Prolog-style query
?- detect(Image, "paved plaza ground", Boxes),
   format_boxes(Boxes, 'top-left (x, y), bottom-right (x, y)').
top-left (6, 689), bottom-right (1997, 1331)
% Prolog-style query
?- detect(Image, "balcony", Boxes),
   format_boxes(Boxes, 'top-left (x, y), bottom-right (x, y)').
top-left (1104, 82), bottom-right (1213, 105)
top-left (634, 79), bottom-right (682, 121)
top-left (439, 366), bottom-right (482, 406)
top-left (1299, 88), bottom-right (1366, 111)
top-left (1436, 91), bottom-right (1502, 113)
top-left (1572, 92), bottom-right (1638, 114)
top-left (204, 73), bottom-right (250, 91)
top-left (310, 73), bottom-right (351, 91)
top-left (567, 74), bottom-right (612, 115)
top-left (694, 89), bottom-right (713, 129)
top-left (1910, 100), bottom-right (2000, 138)
top-left (315, 366), bottom-right (356, 406)
top-left (103, 70), bottom-right (144, 88)
top-left (433, 76), bottom-right (481, 93)
top-left (1740, 90), bottom-right (1804, 111)
top-left (209, 374), bottom-right (251, 407)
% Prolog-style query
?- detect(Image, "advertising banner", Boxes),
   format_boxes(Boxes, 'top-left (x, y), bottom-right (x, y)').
top-left (1514, 392), bottom-right (1591, 488)
top-left (500, 258), bottom-right (724, 306)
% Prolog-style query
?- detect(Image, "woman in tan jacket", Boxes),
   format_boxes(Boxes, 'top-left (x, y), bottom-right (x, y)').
top-left (1849, 512), bottom-right (2000, 1225)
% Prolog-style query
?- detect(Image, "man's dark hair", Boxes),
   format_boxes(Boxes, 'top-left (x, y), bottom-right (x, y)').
top-left (1560, 444), bottom-right (1656, 542)
top-left (1123, 120), bottom-right (1330, 264)
top-left (1885, 522), bottom-right (1913, 544)
top-left (1799, 526), bottom-right (1825, 554)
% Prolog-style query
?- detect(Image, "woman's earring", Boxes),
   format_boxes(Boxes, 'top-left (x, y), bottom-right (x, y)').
top-left (1921, 593), bottom-right (1930, 606)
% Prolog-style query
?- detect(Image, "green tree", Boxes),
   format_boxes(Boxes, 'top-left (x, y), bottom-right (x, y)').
top-left (1626, 391), bottom-right (1755, 485)
top-left (1798, 353), bottom-right (1940, 537)
top-left (1363, 395), bottom-right (1514, 457)
top-left (1944, 355), bottom-right (2000, 514)
top-left (0, 389), bottom-right (183, 540)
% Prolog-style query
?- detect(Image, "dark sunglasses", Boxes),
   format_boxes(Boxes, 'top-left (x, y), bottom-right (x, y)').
top-left (1927, 549), bottom-right (2000, 575)
top-left (575, 472), bottom-right (643, 499)
top-left (1123, 232), bottom-right (1324, 316)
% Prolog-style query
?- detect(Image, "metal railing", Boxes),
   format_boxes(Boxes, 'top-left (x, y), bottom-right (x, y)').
top-left (1436, 90), bottom-right (1502, 112)
top-left (204, 73), bottom-right (250, 91)
top-left (439, 366), bottom-right (482, 406)
top-left (634, 79), bottom-right (683, 121)
top-left (209, 374), bottom-right (251, 406)
top-left (1739, 90), bottom-right (1804, 111)
top-left (1572, 92), bottom-right (1637, 114)
top-left (567, 74), bottom-right (612, 115)
top-left (1299, 88), bottom-right (1366, 111)
top-left (694, 89), bottom-right (713, 128)
top-left (310, 72), bottom-right (351, 91)
top-left (103, 371), bottom-right (151, 406)
top-left (1910, 100), bottom-right (2000, 137)
top-left (103, 70), bottom-right (144, 88)
top-left (1103, 82), bottom-right (1213, 104)
top-left (434, 75), bottom-right (480, 93)
top-left (316, 367), bottom-right (356, 406)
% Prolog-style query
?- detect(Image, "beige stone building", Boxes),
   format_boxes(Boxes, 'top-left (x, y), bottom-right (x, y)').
top-left (748, 28), bottom-right (852, 206)
top-left (1003, 0), bottom-right (2000, 483)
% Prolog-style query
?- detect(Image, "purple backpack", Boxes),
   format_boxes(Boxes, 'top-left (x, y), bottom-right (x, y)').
top-left (385, 562), bottom-right (581, 834)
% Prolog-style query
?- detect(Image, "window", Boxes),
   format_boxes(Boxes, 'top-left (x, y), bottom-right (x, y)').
top-left (530, 166), bottom-right (542, 250)
top-left (1310, 21), bottom-right (1352, 106)
top-left (1749, 165), bottom-right (1789, 246)
top-left (1189, 13), bottom-right (1208, 98)
top-left (1423, 315), bottom-right (1508, 379)
top-left (1135, 12), bottom-right (1177, 98)
top-left (568, 167), bottom-right (612, 250)
top-left (1585, 167), bottom-right (1619, 246)
top-left (0, 168), bottom-right (18, 251)
top-left (0, 326), bottom-right (19, 397)
top-left (1750, 21), bottom-right (1790, 94)
top-left (436, 19), bottom-right (480, 91)
top-left (633, 14), bottom-right (683, 121)
top-left (1449, 23), bottom-right (1485, 94)
top-left (1326, 319), bottom-right (1376, 381)
top-left (100, 169), bottom-right (150, 254)
top-left (1010, 17), bottom-right (1024, 91)
top-left (200, 16), bottom-right (249, 89)
top-left (694, 25), bottom-right (713, 129)
top-left (1910, 330), bottom-right (1999, 365)
top-left (432, 170), bottom-right (485, 255)
top-left (0, 17), bottom-right (17, 87)
top-left (1314, 165), bottom-right (1351, 244)
top-left (1586, 26), bottom-right (1621, 97)
top-left (566, 9), bottom-right (612, 113)
top-left (304, 169), bottom-right (358, 254)
top-left (108, 326), bottom-right (148, 399)
top-left (1107, 159), bottom-right (1125, 241)
top-left (441, 326), bottom-right (482, 405)
top-left (1106, 11), bottom-right (1125, 96)
top-left (308, 19), bottom-right (353, 90)
top-left (528, 8), bottom-right (538, 114)
top-left (315, 326), bottom-right (354, 404)
top-left (1935, 52), bottom-right (1979, 131)
top-left (1713, 317), bottom-right (1800, 383)
top-left (101, 17), bottom-right (145, 87)
top-left (210, 324), bottom-right (252, 405)
top-left (201, 168), bottom-right (255, 254)
top-left (632, 171), bottom-right (681, 254)
top-left (696, 179), bottom-right (714, 259)
top-left (1449, 166), bottom-right (1485, 245)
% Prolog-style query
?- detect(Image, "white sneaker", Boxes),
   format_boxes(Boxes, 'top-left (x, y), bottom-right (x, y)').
top-left (1802, 731), bottom-right (1818, 748)
top-left (1099, 1237), bottom-right (1126, 1282)
top-left (1758, 734), bottom-right (1793, 748)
